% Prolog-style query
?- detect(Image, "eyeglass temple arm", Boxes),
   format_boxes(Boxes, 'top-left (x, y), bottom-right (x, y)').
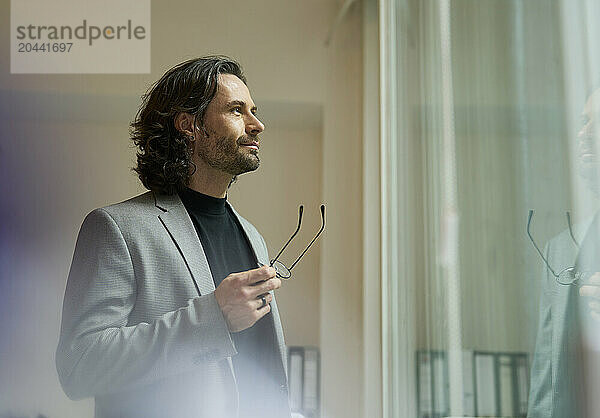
top-left (289, 205), bottom-right (326, 270)
top-left (566, 211), bottom-right (580, 247)
top-left (271, 205), bottom-right (304, 264)
top-left (527, 210), bottom-right (559, 277)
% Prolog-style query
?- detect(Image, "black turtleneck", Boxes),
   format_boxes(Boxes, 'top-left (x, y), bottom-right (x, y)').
top-left (178, 187), bottom-right (288, 417)
top-left (178, 187), bottom-right (256, 288)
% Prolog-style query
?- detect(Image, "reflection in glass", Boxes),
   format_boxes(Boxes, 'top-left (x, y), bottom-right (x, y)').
top-left (381, 0), bottom-right (600, 416)
top-left (526, 210), bottom-right (592, 286)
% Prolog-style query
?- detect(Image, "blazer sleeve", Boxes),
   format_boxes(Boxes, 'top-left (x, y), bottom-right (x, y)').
top-left (527, 242), bottom-right (553, 417)
top-left (55, 208), bottom-right (237, 400)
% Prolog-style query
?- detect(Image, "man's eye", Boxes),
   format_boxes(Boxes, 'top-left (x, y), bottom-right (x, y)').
top-left (232, 107), bottom-right (242, 114)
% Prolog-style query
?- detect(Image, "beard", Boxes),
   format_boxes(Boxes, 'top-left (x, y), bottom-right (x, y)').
top-left (196, 132), bottom-right (260, 176)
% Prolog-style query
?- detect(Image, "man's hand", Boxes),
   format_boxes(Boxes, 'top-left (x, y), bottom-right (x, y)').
top-left (579, 273), bottom-right (600, 322)
top-left (214, 265), bottom-right (282, 332)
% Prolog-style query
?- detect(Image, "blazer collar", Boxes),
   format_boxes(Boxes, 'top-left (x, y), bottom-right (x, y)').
top-left (153, 192), bottom-right (264, 295)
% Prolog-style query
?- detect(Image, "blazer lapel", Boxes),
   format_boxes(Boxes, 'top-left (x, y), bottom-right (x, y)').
top-left (227, 203), bottom-right (289, 377)
top-left (154, 192), bottom-right (216, 296)
top-left (550, 214), bottom-right (598, 403)
top-left (226, 202), bottom-right (269, 266)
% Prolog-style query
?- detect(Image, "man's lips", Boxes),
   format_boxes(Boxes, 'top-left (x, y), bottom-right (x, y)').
top-left (239, 141), bottom-right (259, 150)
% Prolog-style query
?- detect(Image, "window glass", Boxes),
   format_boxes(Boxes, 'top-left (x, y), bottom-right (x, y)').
top-left (385, 1), bottom-right (600, 416)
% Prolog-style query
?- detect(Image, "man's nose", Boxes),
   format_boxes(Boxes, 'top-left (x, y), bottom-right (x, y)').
top-left (246, 114), bottom-right (265, 136)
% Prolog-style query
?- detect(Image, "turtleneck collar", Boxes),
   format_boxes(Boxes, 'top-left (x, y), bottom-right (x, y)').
top-left (178, 187), bottom-right (227, 216)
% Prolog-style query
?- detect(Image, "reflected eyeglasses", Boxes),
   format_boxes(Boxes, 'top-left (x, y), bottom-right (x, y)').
top-left (526, 209), bottom-right (590, 286)
top-left (267, 205), bottom-right (326, 280)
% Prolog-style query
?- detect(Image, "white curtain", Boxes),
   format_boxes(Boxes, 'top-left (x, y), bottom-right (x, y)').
top-left (381, 0), bottom-right (600, 416)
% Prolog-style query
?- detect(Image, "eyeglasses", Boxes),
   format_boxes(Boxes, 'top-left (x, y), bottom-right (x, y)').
top-left (267, 205), bottom-right (326, 280)
top-left (526, 209), bottom-right (590, 286)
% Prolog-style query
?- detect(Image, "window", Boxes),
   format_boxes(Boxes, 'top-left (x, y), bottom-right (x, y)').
top-left (379, 1), bottom-right (600, 416)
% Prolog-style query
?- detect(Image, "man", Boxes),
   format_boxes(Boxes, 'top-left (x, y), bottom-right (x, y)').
top-left (528, 87), bottom-right (600, 417)
top-left (56, 56), bottom-right (291, 418)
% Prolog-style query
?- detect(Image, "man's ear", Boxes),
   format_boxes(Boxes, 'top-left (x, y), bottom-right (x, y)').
top-left (174, 112), bottom-right (195, 137)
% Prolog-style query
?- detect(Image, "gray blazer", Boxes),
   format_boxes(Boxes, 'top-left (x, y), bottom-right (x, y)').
top-left (527, 217), bottom-right (594, 418)
top-left (56, 191), bottom-right (289, 418)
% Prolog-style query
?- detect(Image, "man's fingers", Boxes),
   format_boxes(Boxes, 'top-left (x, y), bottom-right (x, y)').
top-left (248, 278), bottom-right (282, 298)
top-left (243, 265), bottom-right (277, 284)
top-left (589, 300), bottom-right (600, 313)
top-left (253, 293), bottom-right (273, 310)
top-left (255, 300), bottom-right (272, 319)
top-left (580, 284), bottom-right (600, 299)
top-left (588, 272), bottom-right (600, 286)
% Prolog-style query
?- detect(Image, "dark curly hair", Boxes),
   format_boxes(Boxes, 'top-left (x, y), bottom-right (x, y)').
top-left (130, 56), bottom-right (247, 195)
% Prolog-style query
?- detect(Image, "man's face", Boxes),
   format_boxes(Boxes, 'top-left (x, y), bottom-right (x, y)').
top-left (194, 73), bottom-right (265, 176)
top-left (577, 88), bottom-right (600, 190)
